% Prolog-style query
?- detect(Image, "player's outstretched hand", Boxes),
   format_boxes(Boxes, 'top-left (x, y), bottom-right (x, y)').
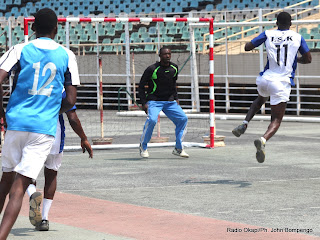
top-left (142, 104), bottom-right (148, 114)
top-left (81, 139), bottom-right (93, 158)
top-left (0, 108), bottom-right (7, 129)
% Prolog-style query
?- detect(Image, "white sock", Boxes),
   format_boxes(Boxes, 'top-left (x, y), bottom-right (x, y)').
top-left (26, 184), bottom-right (37, 198)
top-left (243, 120), bottom-right (249, 125)
top-left (261, 137), bottom-right (267, 145)
top-left (42, 198), bottom-right (53, 220)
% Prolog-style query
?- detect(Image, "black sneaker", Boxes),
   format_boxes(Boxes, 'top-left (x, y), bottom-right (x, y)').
top-left (29, 192), bottom-right (42, 226)
top-left (36, 220), bottom-right (49, 231)
top-left (254, 138), bottom-right (265, 163)
top-left (232, 123), bottom-right (247, 137)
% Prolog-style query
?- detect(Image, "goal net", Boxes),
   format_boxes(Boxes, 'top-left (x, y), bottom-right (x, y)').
top-left (23, 16), bottom-right (215, 149)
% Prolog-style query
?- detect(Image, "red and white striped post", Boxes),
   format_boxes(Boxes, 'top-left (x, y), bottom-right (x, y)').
top-left (208, 18), bottom-right (215, 148)
top-left (24, 17), bottom-right (215, 147)
top-left (98, 57), bottom-right (104, 139)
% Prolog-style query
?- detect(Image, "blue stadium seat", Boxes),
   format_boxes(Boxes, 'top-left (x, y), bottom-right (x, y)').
top-left (138, 27), bottom-right (147, 34)
top-left (306, 41), bottom-right (315, 49)
top-left (57, 6), bottom-right (66, 16)
top-left (0, 3), bottom-right (6, 11)
top-left (113, 37), bottom-right (122, 52)
top-left (134, 6), bottom-right (142, 14)
top-left (145, 43), bottom-right (155, 52)
top-left (97, 25), bottom-right (106, 36)
top-left (102, 38), bottom-right (111, 44)
top-left (87, 5), bottom-right (95, 13)
top-left (11, 7), bottom-right (20, 17)
top-left (69, 35), bottom-right (79, 45)
top-left (130, 32), bottom-right (139, 43)
top-left (148, 26), bottom-right (157, 36)
top-left (5, 12), bottom-right (13, 18)
top-left (0, 32), bottom-right (6, 44)
top-left (159, 27), bottom-right (167, 35)
top-left (120, 32), bottom-right (126, 42)
top-left (301, 33), bottom-right (311, 39)
top-left (106, 28), bottom-right (115, 37)
top-left (180, 1), bottom-right (188, 8)
top-left (215, 3), bottom-right (224, 11)
top-left (149, 2), bottom-right (161, 13)
top-left (141, 32), bottom-right (150, 41)
top-left (181, 31), bottom-right (189, 40)
top-left (313, 33), bottom-right (320, 40)
top-left (164, 6), bottom-right (173, 13)
top-left (206, 4), bottom-right (214, 11)
top-left (115, 23), bottom-right (123, 31)
top-left (310, 27), bottom-right (319, 35)
top-left (162, 36), bottom-right (173, 43)
top-left (189, 1), bottom-right (198, 8)
top-left (168, 25), bottom-right (178, 35)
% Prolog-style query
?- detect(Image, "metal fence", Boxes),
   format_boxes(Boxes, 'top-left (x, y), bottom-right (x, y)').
top-left (1, 7), bottom-right (320, 117)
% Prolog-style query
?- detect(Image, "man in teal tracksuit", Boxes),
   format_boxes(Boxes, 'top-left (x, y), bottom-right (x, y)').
top-left (138, 46), bottom-right (189, 158)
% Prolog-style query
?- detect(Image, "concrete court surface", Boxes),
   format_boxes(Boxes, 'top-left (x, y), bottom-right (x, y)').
top-left (1, 118), bottom-right (320, 240)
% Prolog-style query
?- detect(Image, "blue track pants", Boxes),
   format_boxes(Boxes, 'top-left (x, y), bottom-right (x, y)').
top-left (140, 101), bottom-right (188, 150)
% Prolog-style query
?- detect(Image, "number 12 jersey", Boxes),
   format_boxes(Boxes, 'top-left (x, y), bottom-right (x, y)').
top-left (0, 37), bottom-right (80, 137)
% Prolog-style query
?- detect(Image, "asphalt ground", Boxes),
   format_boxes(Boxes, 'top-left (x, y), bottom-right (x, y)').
top-left (1, 117), bottom-right (320, 240)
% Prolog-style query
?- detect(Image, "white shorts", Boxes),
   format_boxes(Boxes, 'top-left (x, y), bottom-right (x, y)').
top-left (256, 76), bottom-right (291, 105)
top-left (44, 152), bottom-right (63, 171)
top-left (44, 118), bottom-right (63, 171)
top-left (1, 130), bottom-right (54, 180)
top-left (50, 118), bottom-right (61, 155)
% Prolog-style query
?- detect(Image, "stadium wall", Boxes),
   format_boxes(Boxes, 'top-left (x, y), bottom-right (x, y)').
top-left (77, 52), bottom-right (320, 85)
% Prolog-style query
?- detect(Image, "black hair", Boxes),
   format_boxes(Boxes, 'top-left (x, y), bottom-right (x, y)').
top-left (277, 12), bottom-right (291, 26)
top-left (159, 46), bottom-right (171, 55)
top-left (33, 8), bottom-right (57, 35)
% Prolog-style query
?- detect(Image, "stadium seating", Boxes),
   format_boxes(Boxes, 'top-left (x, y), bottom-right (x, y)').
top-left (0, 0), bottom-right (319, 54)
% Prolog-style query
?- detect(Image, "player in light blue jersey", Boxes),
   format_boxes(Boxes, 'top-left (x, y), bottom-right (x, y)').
top-left (0, 8), bottom-right (79, 239)
top-left (232, 12), bottom-right (312, 163)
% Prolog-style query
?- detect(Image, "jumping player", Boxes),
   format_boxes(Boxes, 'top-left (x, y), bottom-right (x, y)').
top-left (232, 11), bottom-right (312, 163)
top-left (0, 8), bottom-right (79, 239)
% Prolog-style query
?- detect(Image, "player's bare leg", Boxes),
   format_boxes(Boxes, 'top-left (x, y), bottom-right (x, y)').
top-left (35, 167), bottom-right (57, 231)
top-left (0, 173), bottom-right (32, 240)
top-left (245, 95), bottom-right (269, 122)
top-left (232, 95), bottom-right (268, 137)
top-left (44, 167), bottom-right (57, 200)
top-left (263, 102), bottom-right (287, 141)
top-left (0, 172), bottom-right (15, 214)
top-left (255, 102), bottom-right (287, 163)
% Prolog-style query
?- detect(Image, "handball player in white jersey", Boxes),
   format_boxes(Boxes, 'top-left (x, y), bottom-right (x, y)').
top-left (0, 8), bottom-right (79, 239)
top-left (26, 91), bottom-right (93, 231)
top-left (232, 12), bottom-right (312, 163)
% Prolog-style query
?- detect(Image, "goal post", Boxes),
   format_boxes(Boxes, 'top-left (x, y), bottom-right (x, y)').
top-left (23, 16), bottom-right (216, 149)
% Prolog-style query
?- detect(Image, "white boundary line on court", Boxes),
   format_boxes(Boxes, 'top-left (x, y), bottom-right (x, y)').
top-left (117, 111), bottom-right (320, 123)
top-left (64, 142), bottom-right (208, 151)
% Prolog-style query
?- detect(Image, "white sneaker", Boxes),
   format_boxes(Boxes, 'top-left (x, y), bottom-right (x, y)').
top-left (140, 144), bottom-right (149, 158)
top-left (29, 192), bottom-right (42, 227)
top-left (172, 148), bottom-right (189, 158)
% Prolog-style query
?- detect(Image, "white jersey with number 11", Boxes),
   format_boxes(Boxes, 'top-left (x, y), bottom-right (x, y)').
top-left (251, 29), bottom-right (309, 86)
